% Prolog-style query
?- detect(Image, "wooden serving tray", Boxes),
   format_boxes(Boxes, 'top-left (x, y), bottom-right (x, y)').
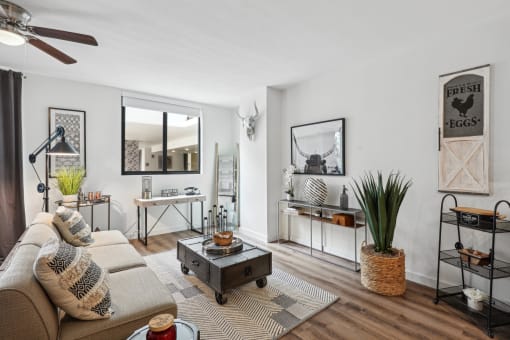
top-left (450, 207), bottom-right (500, 217)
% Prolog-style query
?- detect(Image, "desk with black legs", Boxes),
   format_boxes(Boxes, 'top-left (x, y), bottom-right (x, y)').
top-left (134, 194), bottom-right (206, 246)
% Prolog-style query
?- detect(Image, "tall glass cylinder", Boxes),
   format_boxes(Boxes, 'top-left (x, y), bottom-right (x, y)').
top-left (142, 176), bottom-right (152, 199)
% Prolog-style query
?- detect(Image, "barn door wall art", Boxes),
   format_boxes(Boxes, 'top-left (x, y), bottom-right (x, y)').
top-left (438, 64), bottom-right (490, 195)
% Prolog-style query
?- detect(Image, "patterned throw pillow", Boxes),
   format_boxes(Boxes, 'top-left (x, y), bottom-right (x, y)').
top-left (53, 206), bottom-right (94, 246)
top-left (33, 237), bottom-right (113, 320)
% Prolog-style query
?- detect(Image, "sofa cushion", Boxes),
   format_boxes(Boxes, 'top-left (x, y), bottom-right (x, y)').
top-left (53, 206), bottom-right (94, 246)
top-left (20, 222), bottom-right (61, 248)
top-left (89, 230), bottom-right (129, 248)
top-left (0, 244), bottom-right (59, 340)
top-left (31, 212), bottom-right (56, 227)
top-left (88, 244), bottom-right (146, 273)
top-left (34, 238), bottom-right (113, 320)
top-left (60, 266), bottom-right (177, 340)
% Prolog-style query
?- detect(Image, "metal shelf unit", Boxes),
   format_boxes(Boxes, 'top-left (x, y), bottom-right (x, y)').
top-left (434, 194), bottom-right (510, 338)
top-left (276, 199), bottom-right (366, 271)
top-left (56, 195), bottom-right (111, 231)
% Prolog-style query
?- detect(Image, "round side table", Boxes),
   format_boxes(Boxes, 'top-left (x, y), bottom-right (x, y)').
top-left (127, 319), bottom-right (199, 340)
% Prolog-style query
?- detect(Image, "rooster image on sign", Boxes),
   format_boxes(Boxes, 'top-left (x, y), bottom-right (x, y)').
top-left (451, 94), bottom-right (474, 117)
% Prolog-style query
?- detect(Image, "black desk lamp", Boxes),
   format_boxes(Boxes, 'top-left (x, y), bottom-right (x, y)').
top-left (29, 126), bottom-right (79, 212)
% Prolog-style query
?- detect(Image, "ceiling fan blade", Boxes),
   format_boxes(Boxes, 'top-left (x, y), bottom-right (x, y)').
top-left (28, 26), bottom-right (98, 46)
top-left (27, 37), bottom-right (76, 64)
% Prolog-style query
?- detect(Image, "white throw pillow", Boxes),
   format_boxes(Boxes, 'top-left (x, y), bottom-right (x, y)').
top-left (33, 237), bottom-right (113, 320)
top-left (53, 206), bottom-right (94, 246)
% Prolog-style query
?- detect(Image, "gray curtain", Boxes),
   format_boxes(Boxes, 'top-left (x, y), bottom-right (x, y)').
top-left (0, 70), bottom-right (24, 259)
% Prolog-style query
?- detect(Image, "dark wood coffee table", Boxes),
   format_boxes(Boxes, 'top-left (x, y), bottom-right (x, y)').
top-left (177, 235), bottom-right (272, 304)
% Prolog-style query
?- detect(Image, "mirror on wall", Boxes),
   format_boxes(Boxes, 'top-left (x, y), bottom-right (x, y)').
top-left (122, 106), bottom-right (200, 174)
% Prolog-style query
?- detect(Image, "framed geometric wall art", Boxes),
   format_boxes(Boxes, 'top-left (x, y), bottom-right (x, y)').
top-left (438, 65), bottom-right (490, 195)
top-left (291, 118), bottom-right (345, 176)
top-left (48, 107), bottom-right (86, 177)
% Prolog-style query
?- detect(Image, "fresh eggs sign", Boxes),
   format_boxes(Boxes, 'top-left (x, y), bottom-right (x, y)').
top-left (443, 73), bottom-right (484, 138)
top-left (438, 64), bottom-right (490, 195)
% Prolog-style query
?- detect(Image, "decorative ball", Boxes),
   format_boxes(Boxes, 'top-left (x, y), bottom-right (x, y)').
top-left (303, 178), bottom-right (327, 206)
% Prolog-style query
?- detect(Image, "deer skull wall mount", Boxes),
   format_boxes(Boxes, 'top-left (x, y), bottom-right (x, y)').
top-left (237, 102), bottom-right (260, 141)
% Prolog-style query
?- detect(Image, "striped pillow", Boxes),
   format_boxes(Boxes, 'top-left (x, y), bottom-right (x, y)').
top-left (33, 237), bottom-right (113, 320)
top-left (53, 206), bottom-right (94, 246)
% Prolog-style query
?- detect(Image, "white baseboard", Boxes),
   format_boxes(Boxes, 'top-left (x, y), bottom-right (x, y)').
top-left (125, 225), bottom-right (191, 240)
top-left (405, 270), bottom-right (464, 290)
top-left (406, 271), bottom-right (437, 288)
top-left (237, 227), bottom-right (267, 243)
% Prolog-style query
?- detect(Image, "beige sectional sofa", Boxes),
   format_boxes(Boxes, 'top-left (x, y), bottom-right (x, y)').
top-left (0, 212), bottom-right (177, 340)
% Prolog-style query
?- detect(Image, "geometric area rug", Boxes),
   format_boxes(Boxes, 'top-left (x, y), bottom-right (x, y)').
top-left (144, 250), bottom-right (339, 340)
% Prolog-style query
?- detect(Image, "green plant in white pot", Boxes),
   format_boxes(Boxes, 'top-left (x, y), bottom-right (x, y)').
top-left (55, 166), bottom-right (85, 203)
top-left (352, 171), bottom-right (412, 296)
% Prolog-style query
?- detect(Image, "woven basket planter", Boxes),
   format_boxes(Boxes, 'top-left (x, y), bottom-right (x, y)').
top-left (360, 243), bottom-right (406, 296)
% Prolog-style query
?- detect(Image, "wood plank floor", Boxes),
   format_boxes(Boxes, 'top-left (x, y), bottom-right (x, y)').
top-left (130, 232), bottom-right (510, 340)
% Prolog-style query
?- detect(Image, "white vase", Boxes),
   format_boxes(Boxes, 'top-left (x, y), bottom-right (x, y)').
top-left (62, 194), bottom-right (77, 203)
top-left (303, 177), bottom-right (327, 206)
top-left (286, 193), bottom-right (293, 201)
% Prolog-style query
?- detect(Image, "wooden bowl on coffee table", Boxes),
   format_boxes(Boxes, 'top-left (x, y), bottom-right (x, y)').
top-left (213, 231), bottom-right (233, 246)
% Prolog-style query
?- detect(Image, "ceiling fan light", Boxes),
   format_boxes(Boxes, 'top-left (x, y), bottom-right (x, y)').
top-left (0, 28), bottom-right (25, 46)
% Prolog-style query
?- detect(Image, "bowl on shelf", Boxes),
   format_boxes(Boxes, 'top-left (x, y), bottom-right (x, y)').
top-left (458, 248), bottom-right (490, 266)
top-left (213, 231), bottom-right (233, 246)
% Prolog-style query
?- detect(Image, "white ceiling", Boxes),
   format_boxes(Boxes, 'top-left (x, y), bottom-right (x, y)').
top-left (1, 0), bottom-right (510, 107)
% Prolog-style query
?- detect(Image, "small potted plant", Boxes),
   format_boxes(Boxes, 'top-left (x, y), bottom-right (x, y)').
top-left (283, 164), bottom-right (296, 200)
top-left (55, 166), bottom-right (86, 203)
top-left (352, 171), bottom-right (412, 296)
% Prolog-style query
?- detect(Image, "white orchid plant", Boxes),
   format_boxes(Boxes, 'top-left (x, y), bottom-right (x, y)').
top-left (283, 164), bottom-right (297, 197)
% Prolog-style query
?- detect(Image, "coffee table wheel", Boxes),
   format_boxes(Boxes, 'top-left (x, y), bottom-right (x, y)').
top-left (215, 292), bottom-right (227, 305)
top-left (181, 263), bottom-right (189, 275)
top-left (256, 277), bottom-right (267, 288)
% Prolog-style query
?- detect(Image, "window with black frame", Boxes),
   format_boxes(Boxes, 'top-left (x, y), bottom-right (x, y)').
top-left (121, 96), bottom-right (201, 175)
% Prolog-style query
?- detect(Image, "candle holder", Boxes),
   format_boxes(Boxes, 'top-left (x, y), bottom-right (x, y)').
top-left (142, 176), bottom-right (152, 199)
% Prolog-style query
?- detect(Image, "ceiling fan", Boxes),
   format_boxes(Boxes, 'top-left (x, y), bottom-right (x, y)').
top-left (0, 0), bottom-right (98, 64)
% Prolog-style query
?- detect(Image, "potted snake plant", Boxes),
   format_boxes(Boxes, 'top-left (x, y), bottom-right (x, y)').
top-left (352, 171), bottom-right (412, 296)
top-left (55, 166), bottom-right (86, 203)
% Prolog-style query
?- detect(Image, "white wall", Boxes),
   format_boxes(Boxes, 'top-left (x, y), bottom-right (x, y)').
top-left (266, 88), bottom-right (283, 241)
top-left (238, 88), bottom-right (268, 240)
top-left (22, 74), bottom-right (235, 238)
top-left (279, 16), bottom-right (510, 301)
top-left (238, 87), bottom-right (283, 242)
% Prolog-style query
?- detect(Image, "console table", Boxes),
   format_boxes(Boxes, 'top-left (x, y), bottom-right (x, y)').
top-left (277, 199), bottom-right (366, 271)
top-left (56, 195), bottom-right (111, 231)
top-left (134, 194), bottom-right (206, 246)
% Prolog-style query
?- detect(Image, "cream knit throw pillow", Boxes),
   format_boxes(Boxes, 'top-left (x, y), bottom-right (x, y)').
top-left (34, 237), bottom-right (113, 320)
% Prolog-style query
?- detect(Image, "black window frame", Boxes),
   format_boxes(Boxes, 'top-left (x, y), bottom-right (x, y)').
top-left (121, 105), bottom-right (201, 175)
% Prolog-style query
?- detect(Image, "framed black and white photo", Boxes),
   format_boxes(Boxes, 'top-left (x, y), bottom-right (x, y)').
top-left (291, 118), bottom-right (345, 176)
top-left (438, 65), bottom-right (490, 195)
top-left (48, 108), bottom-right (86, 177)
